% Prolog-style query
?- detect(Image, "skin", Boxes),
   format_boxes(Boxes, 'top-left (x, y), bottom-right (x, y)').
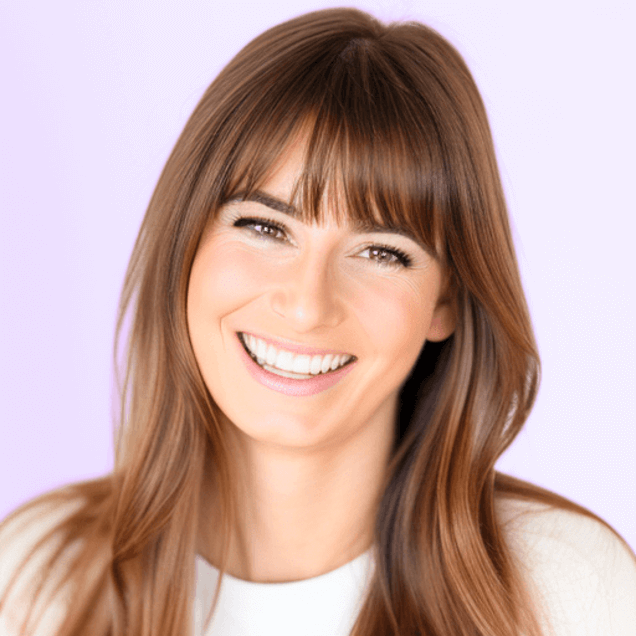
top-left (187, 138), bottom-right (456, 583)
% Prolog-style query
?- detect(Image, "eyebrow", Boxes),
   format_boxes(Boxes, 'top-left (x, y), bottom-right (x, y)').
top-left (229, 190), bottom-right (428, 251)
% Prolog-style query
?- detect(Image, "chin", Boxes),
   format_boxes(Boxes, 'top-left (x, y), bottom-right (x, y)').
top-left (224, 407), bottom-right (341, 449)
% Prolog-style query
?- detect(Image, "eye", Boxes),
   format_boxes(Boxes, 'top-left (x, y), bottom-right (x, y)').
top-left (233, 216), bottom-right (288, 241)
top-left (358, 244), bottom-right (412, 268)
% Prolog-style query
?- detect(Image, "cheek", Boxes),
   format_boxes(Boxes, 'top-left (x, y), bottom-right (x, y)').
top-left (187, 242), bottom-right (269, 382)
top-left (189, 242), bottom-right (271, 317)
top-left (351, 278), bottom-right (436, 370)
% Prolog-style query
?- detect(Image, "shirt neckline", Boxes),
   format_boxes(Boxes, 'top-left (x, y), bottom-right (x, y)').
top-left (195, 547), bottom-right (373, 589)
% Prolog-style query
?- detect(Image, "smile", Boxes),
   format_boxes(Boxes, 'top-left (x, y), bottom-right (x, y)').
top-left (238, 332), bottom-right (355, 379)
top-left (235, 332), bottom-right (357, 397)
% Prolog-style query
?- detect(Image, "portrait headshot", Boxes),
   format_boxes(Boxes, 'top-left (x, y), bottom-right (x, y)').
top-left (1, 1), bottom-right (635, 635)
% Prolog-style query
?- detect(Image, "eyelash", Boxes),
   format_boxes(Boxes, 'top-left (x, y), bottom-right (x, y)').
top-left (232, 215), bottom-right (413, 268)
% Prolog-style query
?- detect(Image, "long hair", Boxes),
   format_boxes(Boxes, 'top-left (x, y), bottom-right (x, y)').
top-left (0, 8), bottom-right (621, 636)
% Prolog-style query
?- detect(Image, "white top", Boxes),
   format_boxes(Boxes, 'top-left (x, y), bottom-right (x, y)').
top-left (1, 498), bottom-right (635, 636)
top-left (193, 550), bottom-right (373, 636)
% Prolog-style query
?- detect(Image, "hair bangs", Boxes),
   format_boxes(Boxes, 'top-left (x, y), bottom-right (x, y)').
top-left (217, 33), bottom-right (448, 261)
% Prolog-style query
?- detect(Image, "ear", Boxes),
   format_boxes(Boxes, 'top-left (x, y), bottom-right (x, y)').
top-left (425, 272), bottom-right (457, 342)
top-left (426, 299), bottom-right (456, 342)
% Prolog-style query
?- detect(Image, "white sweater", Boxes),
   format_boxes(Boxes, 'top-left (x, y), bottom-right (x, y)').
top-left (1, 498), bottom-right (635, 636)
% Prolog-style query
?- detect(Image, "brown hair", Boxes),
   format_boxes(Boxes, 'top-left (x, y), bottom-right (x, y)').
top-left (0, 8), bottom-right (626, 635)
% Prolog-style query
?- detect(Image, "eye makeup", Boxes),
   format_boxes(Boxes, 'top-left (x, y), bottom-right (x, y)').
top-left (229, 212), bottom-right (414, 269)
top-left (358, 244), bottom-right (412, 268)
top-left (233, 215), bottom-right (288, 242)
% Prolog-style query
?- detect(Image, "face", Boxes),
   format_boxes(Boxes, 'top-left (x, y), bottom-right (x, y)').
top-left (187, 141), bottom-right (455, 451)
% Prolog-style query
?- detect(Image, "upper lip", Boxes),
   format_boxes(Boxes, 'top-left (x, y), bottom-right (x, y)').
top-left (238, 331), bottom-right (356, 359)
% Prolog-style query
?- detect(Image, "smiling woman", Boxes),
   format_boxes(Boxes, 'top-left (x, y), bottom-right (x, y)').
top-left (188, 140), bottom-right (453, 439)
top-left (1, 7), bottom-right (635, 636)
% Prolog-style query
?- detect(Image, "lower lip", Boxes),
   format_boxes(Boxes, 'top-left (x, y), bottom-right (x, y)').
top-left (236, 335), bottom-right (356, 397)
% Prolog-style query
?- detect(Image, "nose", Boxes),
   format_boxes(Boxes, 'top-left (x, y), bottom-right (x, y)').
top-left (269, 248), bottom-right (346, 332)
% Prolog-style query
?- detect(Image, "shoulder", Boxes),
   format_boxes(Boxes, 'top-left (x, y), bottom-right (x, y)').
top-left (0, 498), bottom-right (84, 636)
top-left (496, 496), bottom-right (636, 636)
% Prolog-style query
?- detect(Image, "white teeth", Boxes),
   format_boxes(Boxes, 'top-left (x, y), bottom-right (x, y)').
top-left (252, 335), bottom-right (265, 365)
top-left (310, 355), bottom-right (322, 375)
top-left (292, 354), bottom-right (311, 374)
top-left (276, 349), bottom-right (294, 371)
top-left (321, 354), bottom-right (333, 373)
top-left (261, 364), bottom-right (313, 380)
top-left (241, 334), bottom-right (352, 376)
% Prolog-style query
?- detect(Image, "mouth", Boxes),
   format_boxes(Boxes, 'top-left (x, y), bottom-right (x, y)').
top-left (237, 332), bottom-right (356, 380)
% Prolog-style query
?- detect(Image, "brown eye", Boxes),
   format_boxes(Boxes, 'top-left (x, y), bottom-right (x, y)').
top-left (370, 248), bottom-right (398, 263)
top-left (253, 222), bottom-right (283, 239)
top-left (359, 245), bottom-right (411, 268)
top-left (234, 217), bottom-right (288, 241)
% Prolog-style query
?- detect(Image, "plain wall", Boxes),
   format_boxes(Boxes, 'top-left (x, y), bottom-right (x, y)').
top-left (1, 0), bottom-right (634, 551)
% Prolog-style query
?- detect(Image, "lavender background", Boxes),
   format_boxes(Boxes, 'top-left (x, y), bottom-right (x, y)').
top-left (1, 1), bottom-right (634, 551)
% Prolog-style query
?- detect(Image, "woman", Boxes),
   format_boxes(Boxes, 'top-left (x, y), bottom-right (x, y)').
top-left (1, 7), bottom-right (634, 636)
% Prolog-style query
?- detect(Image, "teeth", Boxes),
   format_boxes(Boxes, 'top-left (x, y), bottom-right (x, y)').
top-left (276, 350), bottom-right (294, 371)
top-left (256, 339), bottom-right (268, 361)
top-left (261, 364), bottom-right (313, 380)
top-left (241, 334), bottom-right (352, 376)
top-left (292, 354), bottom-right (311, 374)
top-left (321, 354), bottom-right (333, 374)
top-left (310, 355), bottom-right (322, 375)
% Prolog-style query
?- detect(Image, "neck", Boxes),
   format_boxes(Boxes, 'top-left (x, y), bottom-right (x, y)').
top-left (197, 402), bottom-right (395, 583)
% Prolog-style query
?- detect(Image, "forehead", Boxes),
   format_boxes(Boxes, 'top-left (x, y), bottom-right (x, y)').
top-left (257, 135), bottom-right (310, 209)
